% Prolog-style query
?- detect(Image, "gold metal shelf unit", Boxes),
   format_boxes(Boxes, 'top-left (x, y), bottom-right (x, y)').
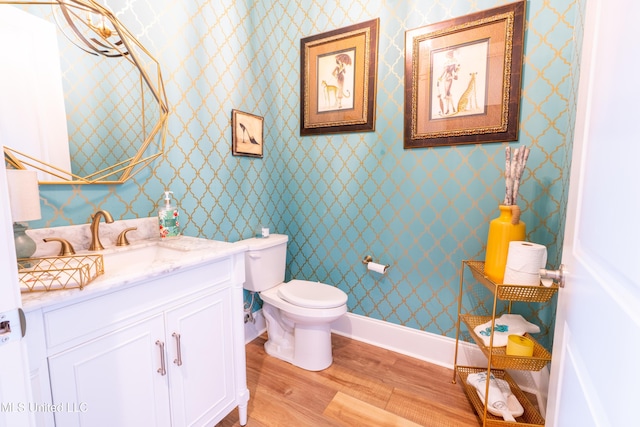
top-left (452, 260), bottom-right (559, 427)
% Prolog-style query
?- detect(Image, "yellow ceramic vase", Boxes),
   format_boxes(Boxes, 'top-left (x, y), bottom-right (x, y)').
top-left (484, 205), bottom-right (526, 283)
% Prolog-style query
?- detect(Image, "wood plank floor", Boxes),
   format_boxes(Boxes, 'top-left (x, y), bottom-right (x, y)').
top-left (217, 334), bottom-right (480, 427)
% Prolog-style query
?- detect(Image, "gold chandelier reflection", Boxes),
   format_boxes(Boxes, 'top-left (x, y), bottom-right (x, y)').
top-left (56, 0), bottom-right (126, 57)
top-left (2, 0), bottom-right (168, 184)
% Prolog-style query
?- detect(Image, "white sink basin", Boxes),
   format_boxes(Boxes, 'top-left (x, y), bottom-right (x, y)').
top-left (102, 244), bottom-right (186, 275)
top-left (99, 238), bottom-right (233, 277)
top-left (19, 242), bottom-right (193, 292)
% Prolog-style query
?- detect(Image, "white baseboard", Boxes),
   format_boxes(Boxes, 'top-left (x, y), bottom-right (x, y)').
top-left (244, 310), bottom-right (547, 413)
top-left (331, 312), bottom-right (485, 369)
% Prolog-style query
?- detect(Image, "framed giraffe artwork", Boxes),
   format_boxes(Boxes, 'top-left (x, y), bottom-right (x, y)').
top-left (300, 19), bottom-right (379, 136)
top-left (404, 1), bottom-right (526, 148)
top-left (231, 109), bottom-right (264, 158)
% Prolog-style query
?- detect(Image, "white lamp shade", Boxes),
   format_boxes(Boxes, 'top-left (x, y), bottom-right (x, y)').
top-left (6, 169), bottom-right (42, 222)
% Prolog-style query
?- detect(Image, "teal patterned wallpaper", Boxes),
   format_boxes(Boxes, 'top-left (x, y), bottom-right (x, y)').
top-left (26, 0), bottom-right (583, 349)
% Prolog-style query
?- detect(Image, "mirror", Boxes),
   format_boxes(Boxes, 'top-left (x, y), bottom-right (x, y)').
top-left (1, 0), bottom-right (168, 184)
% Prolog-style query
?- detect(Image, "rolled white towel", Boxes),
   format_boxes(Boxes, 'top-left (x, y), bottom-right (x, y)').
top-left (467, 372), bottom-right (517, 422)
top-left (473, 314), bottom-right (540, 347)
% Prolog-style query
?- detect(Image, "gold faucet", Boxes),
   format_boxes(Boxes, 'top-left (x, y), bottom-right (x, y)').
top-left (116, 227), bottom-right (137, 247)
top-left (43, 238), bottom-right (76, 256)
top-left (89, 210), bottom-right (114, 251)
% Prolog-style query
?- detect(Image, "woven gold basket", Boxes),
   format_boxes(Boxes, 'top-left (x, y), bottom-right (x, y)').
top-left (18, 255), bottom-right (104, 292)
top-left (461, 314), bottom-right (551, 371)
top-left (455, 366), bottom-right (546, 427)
top-left (465, 260), bottom-right (558, 302)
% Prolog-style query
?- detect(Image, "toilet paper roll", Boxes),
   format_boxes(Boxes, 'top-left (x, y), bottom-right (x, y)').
top-left (503, 241), bottom-right (547, 286)
top-left (367, 262), bottom-right (387, 274)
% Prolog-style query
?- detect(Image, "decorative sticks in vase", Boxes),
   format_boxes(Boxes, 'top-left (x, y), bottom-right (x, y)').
top-left (484, 145), bottom-right (530, 282)
top-left (504, 146), bottom-right (530, 206)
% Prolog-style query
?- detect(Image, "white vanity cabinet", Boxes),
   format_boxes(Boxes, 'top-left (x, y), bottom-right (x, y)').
top-left (23, 249), bottom-right (249, 427)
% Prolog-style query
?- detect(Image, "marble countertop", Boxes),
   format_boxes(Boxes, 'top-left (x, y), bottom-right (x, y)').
top-left (20, 218), bottom-right (247, 311)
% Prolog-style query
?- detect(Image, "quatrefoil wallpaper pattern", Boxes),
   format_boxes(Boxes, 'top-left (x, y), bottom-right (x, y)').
top-left (32, 0), bottom-right (584, 349)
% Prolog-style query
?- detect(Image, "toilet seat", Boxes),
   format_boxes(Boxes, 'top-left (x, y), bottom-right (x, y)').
top-left (277, 280), bottom-right (347, 309)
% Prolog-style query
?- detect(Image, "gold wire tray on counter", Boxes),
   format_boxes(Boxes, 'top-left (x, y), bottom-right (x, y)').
top-left (18, 255), bottom-right (104, 293)
top-left (464, 260), bottom-right (559, 302)
top-left (455, 366), bottom-right (545, 427)
top-left (461, 314), bottom-right (551, 371)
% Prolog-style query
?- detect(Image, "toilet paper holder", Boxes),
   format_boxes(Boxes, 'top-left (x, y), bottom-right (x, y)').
top-left (362, 255), bottom-right (391, 271)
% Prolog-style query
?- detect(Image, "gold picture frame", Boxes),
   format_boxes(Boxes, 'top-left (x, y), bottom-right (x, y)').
top-left (300, 18), bottom-right (379, 135)
top-left (232, 109), bottom-right (264, 158)
top-left (404, 1), bottom-right (526, 148)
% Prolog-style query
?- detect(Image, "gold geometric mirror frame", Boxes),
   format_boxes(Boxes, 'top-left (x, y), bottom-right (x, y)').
top-left (2, 0), bottom-right (168, 184)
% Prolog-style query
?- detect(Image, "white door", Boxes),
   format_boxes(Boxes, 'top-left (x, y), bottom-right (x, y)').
top-left (545, 1), bottom-right (640, 426)
top-left (0, 160), bottom-right (34, 426)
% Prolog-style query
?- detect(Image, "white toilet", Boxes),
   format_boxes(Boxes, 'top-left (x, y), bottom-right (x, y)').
top-left (242, 234), bottom-right (348, 371)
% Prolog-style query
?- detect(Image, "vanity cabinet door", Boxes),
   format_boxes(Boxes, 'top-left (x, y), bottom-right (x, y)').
top-left (48, 314), bottom-right (171, 427)
top-left (165, 287), bottom-right (235, 426)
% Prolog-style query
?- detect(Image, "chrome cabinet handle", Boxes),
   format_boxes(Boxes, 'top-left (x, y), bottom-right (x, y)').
top-left (172, 332), bottom-right (183, 366)
top-left (156, 340), bottom-right (166, 376)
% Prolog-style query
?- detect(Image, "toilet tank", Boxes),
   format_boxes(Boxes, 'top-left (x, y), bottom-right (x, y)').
top-left (242, 234), bottom-right (288, 292)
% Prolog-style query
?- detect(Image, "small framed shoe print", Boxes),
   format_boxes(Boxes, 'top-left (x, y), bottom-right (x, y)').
top-left (232, 109), bottom-right (264, 158)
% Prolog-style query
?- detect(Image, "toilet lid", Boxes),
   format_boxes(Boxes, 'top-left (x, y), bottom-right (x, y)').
top-left (277, 280), bottom-right (347, 309)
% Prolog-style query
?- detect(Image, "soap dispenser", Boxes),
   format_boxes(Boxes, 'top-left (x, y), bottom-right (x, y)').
top-left (159, 190), bottom-right (180, 238)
